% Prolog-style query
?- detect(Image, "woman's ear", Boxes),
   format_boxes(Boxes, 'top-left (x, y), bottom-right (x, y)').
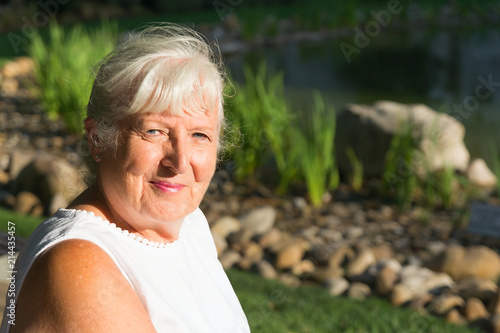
top-left (84, 117), bottom-right (102, 162)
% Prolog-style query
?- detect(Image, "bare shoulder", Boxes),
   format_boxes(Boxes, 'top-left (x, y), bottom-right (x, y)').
top-left (12, 239), bottom-right (156, 333)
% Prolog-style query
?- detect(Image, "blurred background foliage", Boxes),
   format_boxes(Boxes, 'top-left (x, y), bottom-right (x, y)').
top-left (0, 0), bottom-right (498, 210)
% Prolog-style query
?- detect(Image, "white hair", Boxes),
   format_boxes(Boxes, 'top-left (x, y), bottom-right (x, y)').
top-left (83, 23), bottom-right (227, 176)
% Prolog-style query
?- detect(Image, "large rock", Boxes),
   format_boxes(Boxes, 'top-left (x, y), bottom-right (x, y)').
top-left (346, 248), bottom-right (376, 276)
top-left (488, 288), bottom-right (500, 315)
top-left (8, 150), bottom-right (35, 180)
top-left (218, 250), bottom-right (241, 269)
top-left (336, 101), bottom-right (470, 178)
top-left (375, 263), bottom-right (400, 296)
top-left (13, 191), bottom-right (43, 216)
top-left (347, 282), bottom-right (371, 300)
top-left (275, 239), bottom-right (308, 270)
top-left (328, 245), bottom-right (355, 269)
top-left (0, 153), bottom-right (10, 171)
top-left (326, 277), bottom-right (349, 296)
top-left (211, 216), bottom-right (242, 239)
top-left (391, 265), bottom-right (454, 305)
top-left (0, 170), bottom-right (9, 185)
top-left (210, 231), bottom-right (227, 256)
top-left (492, 314), bottom-right (500, 333)
top-left (466, 158), bottom-right (497, 188)
top-left (453, 277), bottom-right (498, 303)
top-left (258, 228), bottom-right (284, 249)
top-left (1, 78), bottom-right (18, 95)
top-left (255, 260), bottom-right (278, 280)
top-left (408, 293), bottom-right (434, 313)
top-left (292, 259), bottom-right (315, 276)
top-left (309, 267), bottom-right (344, 284)
top-left (464, 297), bottom-right (489, 321)
top-left (430, 244), bottom-right (500, 282)
top-left (241, 242), bottom-right (264, 264)
top-left (14, 153), bottom-right (86, 215)
top-left (240, 206), bottom-right (277, 237)
top-left (446, 308), bottom-right (465, 325)
top-left (0, 190), bottom-right (15, 208)
top-left (1, 57), bottom-right (34, 79)
top-left (390, 283), bottom-right (414, 306)
top-left (428, 294), bottom-right (465, 316)
top-left (371, 243), bottom-right (394, 261)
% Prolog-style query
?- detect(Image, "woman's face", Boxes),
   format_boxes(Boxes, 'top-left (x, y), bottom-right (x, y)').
top-left (98, 108), bottom-right (218, 232)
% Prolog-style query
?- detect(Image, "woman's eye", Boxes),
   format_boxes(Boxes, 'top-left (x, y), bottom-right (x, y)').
top-left (193, 132), bottom-right (209, 140)
top-left (146, 129), bottom-right (160, 136)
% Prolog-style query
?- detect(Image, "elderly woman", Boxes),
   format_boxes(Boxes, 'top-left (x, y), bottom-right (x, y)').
top-left (1, 24), bottom-right (250, 332)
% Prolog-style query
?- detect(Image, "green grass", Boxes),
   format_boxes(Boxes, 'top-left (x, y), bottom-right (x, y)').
top-left (29, 20), bottom-right (117, 134)
top-left (0, 207), bottom-right (45, 239)
top-left (227, 269), bottom-right (483, 333)
top-left (382, 121), bottom-right (419, 211)
top-left (292, 92), bottom-right (338, 206)
top-left (226, 67), bottom-right (339, 206)
top-left (226, 63), bottom-right (291, 181)
top-left (346, 146), bottom-right (364, 192)
top-left (381, 117), bottom-right (476, 217)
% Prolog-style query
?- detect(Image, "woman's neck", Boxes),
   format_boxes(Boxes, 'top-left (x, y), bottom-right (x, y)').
top-left (68, 185), bottom-right (183, 244)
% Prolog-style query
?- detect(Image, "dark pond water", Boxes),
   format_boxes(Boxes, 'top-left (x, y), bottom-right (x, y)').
top-left (225, 26), bottom-right (500, 166)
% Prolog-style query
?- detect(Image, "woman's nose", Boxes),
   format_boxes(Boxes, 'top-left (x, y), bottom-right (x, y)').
top-left (161, 136), bottom-right (189, 174)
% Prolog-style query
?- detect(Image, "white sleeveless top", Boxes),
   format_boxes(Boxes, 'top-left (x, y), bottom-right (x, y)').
top-left (1, 208), bottom-right (250, 332)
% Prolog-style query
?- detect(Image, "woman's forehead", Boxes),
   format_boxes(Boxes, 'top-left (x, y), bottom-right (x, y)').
top-left (131, 109), bottom-right (218, 127)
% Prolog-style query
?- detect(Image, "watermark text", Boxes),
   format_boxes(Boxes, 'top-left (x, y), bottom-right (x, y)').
top-left (5, 221), bottom-right (17, 326)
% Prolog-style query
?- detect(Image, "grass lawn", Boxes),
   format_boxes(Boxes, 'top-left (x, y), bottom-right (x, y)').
top-left (0, 207), bottom-right (45, 239)
top-left (227, 269), bottom-right (483, 333)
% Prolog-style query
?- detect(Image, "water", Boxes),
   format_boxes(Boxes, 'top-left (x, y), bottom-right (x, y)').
top-left (224, 26), bottom-right (500, 166)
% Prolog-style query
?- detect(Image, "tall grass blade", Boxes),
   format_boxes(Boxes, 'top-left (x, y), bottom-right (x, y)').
top-left (29, 20), bottom-right (117, 133)
top-left (346, 147), bottom-right (363, 192)
top-left (293, 92), bottom-right (338, 207)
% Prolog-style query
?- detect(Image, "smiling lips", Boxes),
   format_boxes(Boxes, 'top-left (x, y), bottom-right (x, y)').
top-left (151, 181), bottom-right (186, 193)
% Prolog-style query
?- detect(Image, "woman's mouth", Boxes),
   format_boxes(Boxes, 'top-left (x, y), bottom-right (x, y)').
top-left (151, 181), bottom-right (186, 193)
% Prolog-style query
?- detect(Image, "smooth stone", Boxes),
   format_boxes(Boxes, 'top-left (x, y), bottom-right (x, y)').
top-left (347, 282), bottom-right (371, 300)
top-left (326, 277), bottom-right (349, 297)
top-left (240, 206), bottom-right (277, 237)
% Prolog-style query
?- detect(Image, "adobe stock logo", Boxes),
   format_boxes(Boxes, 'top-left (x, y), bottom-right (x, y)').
top-left (340, 0), bottom-right (404, 64)
top-left (8, 0), bottom-right (70, 54)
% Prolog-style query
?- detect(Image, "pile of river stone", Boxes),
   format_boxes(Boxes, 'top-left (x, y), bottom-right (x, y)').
top-left (201, 193), bottom-right (500, 332)
top-left (3, 57), bottom-right (500, 332)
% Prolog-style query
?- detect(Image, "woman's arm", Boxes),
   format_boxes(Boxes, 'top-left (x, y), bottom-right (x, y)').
top-left (11, 239), bottom-right (157, 333)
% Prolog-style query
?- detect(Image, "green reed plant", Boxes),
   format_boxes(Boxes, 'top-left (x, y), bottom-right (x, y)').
top-left (435, 166), bottom-right (455, 209)
top-left (346, 146), bottom-right (363, 192)
top-left (383, 119), bottom-right (467, 212)
top-left (420, 117), bottom-right (464, 210)
top-left (29, 20), bottom-right (117, 133)
top-left (491, 143), bottom-right (500, 197)
top-left (382, 121), bottom-right (419, 211)
top-left (226, 65), bottom-right (339, 205)
top-left (292, 92), bottom-right (338, 207)
top-left (226, 63), bottom-right (292, 182)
